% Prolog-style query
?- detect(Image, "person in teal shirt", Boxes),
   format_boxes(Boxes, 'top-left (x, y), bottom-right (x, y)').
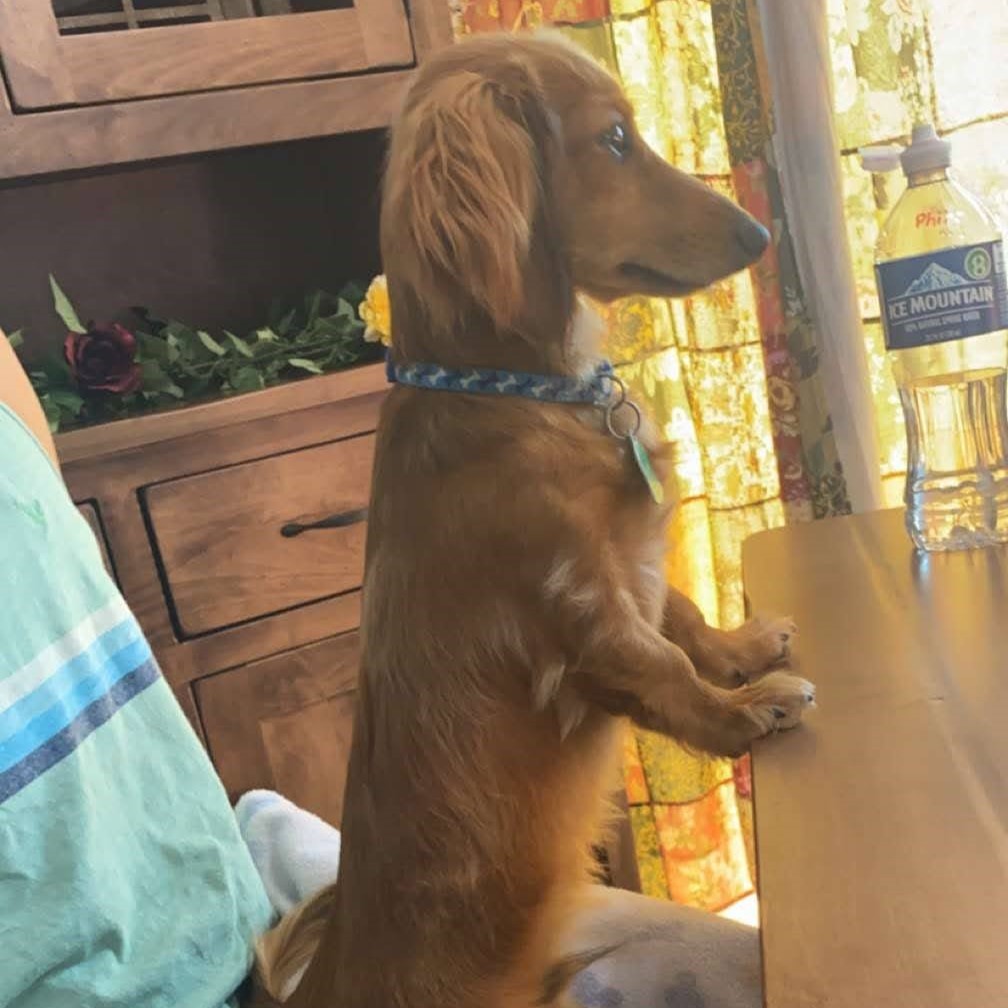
top-left (0, 332), bottom-right (274, 1005)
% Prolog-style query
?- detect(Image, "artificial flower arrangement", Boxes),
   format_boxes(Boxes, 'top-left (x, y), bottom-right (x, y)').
top-left (7, 276), bottom-right (389, 433)
top-left (359, 274), bottom-right (391, 346)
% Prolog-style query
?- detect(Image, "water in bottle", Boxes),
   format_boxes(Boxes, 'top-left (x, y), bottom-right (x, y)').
top-left (864, 124), bottom-right (1008, 551)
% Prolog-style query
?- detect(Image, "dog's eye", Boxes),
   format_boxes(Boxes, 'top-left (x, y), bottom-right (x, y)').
top-left (601, 123), bottom-right (631, 161)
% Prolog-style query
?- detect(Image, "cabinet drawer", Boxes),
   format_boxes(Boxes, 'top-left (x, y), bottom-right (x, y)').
top-left (196, 632), bottom-right (360, 827)
top-left (143, 434), bottom-right (374, 638)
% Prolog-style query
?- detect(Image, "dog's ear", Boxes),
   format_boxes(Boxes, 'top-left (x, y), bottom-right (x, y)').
top-left (384, 62), bottom-right (555, 332)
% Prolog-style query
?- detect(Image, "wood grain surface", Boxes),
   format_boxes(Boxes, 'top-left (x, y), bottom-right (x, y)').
top-left (743, 508), bottom-right (1008, 1008)
top-left (0, 1), bottom-right (412, 109)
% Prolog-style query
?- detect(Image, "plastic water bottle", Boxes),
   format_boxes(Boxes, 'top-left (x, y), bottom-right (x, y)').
top-left (863, 124), bottom-right (1008, 551)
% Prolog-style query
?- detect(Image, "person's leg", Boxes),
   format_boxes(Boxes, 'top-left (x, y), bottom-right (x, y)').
top-left (560, 886), bottom-right (762, 1008)
top-left (238, 794), bottom-right (761, 1008)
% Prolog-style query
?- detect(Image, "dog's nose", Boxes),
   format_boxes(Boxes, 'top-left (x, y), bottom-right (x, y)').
top-left (736, 216), bottom-right (770, 260)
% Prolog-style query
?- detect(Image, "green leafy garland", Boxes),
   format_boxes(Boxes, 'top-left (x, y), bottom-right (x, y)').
top-left (9, 278), bottom-right (381, 433)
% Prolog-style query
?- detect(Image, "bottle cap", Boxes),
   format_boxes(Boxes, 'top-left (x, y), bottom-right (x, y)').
top-left (899, 123), bottom-right (951, 176)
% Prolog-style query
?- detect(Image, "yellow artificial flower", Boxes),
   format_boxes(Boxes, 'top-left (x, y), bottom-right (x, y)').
top-left (359, 274), bottom-right (391, 347)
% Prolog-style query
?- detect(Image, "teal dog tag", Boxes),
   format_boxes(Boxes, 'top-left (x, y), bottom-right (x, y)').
top-left (630, 435), bottom-right (664, 505)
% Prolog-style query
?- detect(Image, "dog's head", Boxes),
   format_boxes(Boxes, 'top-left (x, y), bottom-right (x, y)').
top-left (382, 33), bottom-right (768, 356)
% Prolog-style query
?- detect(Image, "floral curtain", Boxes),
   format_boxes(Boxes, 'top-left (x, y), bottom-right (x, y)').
top-left (829, 0), bottom-right (1008, 506)
top-left (450, 0), bottom-right (849, 912)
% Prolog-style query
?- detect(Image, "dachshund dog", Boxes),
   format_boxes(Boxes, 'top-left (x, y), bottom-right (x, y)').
top-left (256, 30), bottom-right (814, 1008)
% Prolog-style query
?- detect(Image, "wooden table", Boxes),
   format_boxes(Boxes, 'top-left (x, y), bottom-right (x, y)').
top-left (743, 508), bottom-right (1008, 1008)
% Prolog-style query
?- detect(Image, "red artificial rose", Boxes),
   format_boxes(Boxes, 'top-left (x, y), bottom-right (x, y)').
top-left (64, 324), bottom-right (142, 394)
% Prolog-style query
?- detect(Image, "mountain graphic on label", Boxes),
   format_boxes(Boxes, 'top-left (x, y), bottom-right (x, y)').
top-left (901, 261), bottom-right (970, 297)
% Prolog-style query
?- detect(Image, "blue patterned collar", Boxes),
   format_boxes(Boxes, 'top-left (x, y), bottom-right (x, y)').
top-left (385, 355), bottom-right (616, 407)
top-left (384, 353), bottom-right (665, 504)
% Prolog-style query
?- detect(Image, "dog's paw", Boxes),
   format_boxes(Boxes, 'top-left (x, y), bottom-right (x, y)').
top-left (741, 615), bottom-right (797, 667)
top-left (738, 670), bottom-right (816, 737)
top-left (693, 616), bottom-right (797, 688)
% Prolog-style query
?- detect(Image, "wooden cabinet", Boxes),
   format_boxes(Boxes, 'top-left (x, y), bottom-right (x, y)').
top-left (0, 0), bottom-right (451, 179)
top-left (59, 363), bottom-right (385, 771)
top-left (76, 500), bottom-right (117, 584)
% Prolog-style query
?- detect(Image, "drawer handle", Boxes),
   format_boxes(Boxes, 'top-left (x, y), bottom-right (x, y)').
top-left (281, 507), bottom-right (369, 538)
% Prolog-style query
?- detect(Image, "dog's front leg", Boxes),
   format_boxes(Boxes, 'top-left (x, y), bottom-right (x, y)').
top-left (563, 588), bottom-right (812, 757)
top-left (661, 588), bottom-right (796, 688)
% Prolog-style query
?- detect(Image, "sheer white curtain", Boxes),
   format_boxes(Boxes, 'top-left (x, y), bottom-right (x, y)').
top-left (756, 0), bottom-right (883, 513)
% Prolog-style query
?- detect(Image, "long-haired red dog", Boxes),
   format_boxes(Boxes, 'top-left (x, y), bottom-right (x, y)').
top-left (254, 30), bottom-right (813, 1008)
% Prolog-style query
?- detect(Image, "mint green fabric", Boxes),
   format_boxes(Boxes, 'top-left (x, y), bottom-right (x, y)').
top-left (0, 403), bottom-right (273, 1007)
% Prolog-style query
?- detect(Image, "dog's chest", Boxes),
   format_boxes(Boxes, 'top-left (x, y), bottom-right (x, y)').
top-left (614, 425), bottom-right (673, 625)
top-left (628, 539), bottom-right (668, 626)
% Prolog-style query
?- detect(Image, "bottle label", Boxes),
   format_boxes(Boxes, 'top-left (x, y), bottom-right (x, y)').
top-left (876, 239), bottom-right (1008, 350)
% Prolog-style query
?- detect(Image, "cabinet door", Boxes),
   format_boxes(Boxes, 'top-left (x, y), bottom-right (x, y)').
top-left (0, 0), bottom-right (413, 111)
top-left (196, 632), bottom-right (360, 827)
